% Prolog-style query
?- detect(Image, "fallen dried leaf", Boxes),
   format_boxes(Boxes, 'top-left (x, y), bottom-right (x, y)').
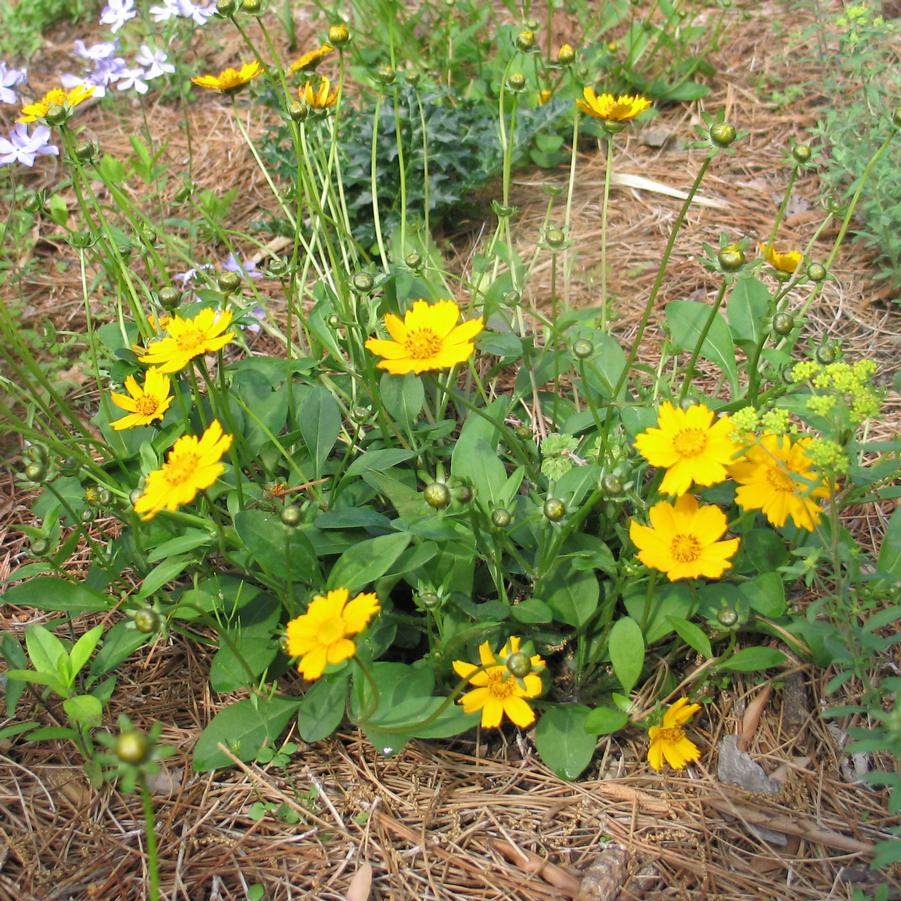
top-left (345, 861), bottom-right (372, 901)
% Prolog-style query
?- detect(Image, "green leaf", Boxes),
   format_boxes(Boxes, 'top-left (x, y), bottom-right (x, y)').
top-left (666, 299), bottom-right (739, 392)
top-left (624, 583), bottom-right (692, 643)
top-left (717, 646), bottom-right (787, 672)
top-left (209, 593), bottom-right (281, 692)
top-left (63, 694), bottom-right (103, 728)
top-left (68, 625), bottom-right (104, 677)
top-left (192, 696), bottom-right (301, 771)
top-left (299, 385), bottom-right (341, 477)
top-left (544, 560), bottom-right (599, 629)
top-left (1, 633), bottom-right (27, 716)
top-left (450, 401), bottom-right (509, 510)
top-left (740, 529), bottom-right (789, 574)
top-left (667, 616), bottom-right (712, 658)
top-left (344, 448), bottom-right (416, 479)
top-left (534, 705), bottom-right (596, 780)
top-left (146, 529), bottom-right (213, 563)
top-left (584, 706), bottom-right (630, 735)
top-left (379, 372), bottom-right (425, 426)
top-left (608, 617), bottom-right (645, 693)
top-left (297, 672), bottom-right (350, 742)
top-left (738, 572), bottom-right (785, 617)
top-left (234, 510), bottom-right (321, 583)
top-left (511, 598), bottom-right (553, 624)
top-left (2, 577), bottom-right (111, 613)
top-left (878, 506), bottom-right (901, 580)
top-left (726, 276), bottom-right (771, 352)
top-left (25, 625), bottom-right (67, 679)
top-left (137, 555), bottom-right (193, 599)
top-left (328, 532), bottom-right (411, 593)
top-left (90, 621), bottom-right (151, 676)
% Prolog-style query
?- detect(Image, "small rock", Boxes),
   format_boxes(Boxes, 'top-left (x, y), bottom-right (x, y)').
top-left (640, 125), bottom-right (675, 148)
top-left (716, 735), bottom-right (781, 795)
top-left (575, 843), bottom-right (629, 901)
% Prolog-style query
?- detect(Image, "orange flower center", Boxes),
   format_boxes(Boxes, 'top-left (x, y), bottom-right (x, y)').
top-left (219, 68), bottom-right (243, 88)
top-left (175, 325), bottom-right (206, 353)
top-left (656, 725), bottom-right (686, 744)
top-left (404, 328), bottom-right (442, 360)
top-left (487, 670), bottom-right (516, 700)
top-left (135, 395), bottom-right (160, 416)
top-left (670, 533), bottom-right (701, 563)
top-left (765, 465), bottom-right (797, 493)
top-left (317, 616), bottom-right (346, 645)
top-left (163, 452), bottom-right (200, 486)
top-left (672, 428), bottom-right (708, 457)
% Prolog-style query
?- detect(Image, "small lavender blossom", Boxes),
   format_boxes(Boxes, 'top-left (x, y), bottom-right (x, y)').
top-left (177, 0), bottom-right (216, 26)
top-left (223, 253), bottom-right (263, 279)
top-left (0, 62), bottom-right (27, 105)
top-left (74, 40), bottom-right (118, 61)
top-left (116, 68), bottom-right (149, 94)
top-left (175, 264), bottom-right (213, 285)
top-left (0, 124), bottom-right (58, 167)
top-left (240, 306), bottom-right (266, 334)
top-left (135, 46), bottom-right (174, 80)
top-left (149, 0), bottom-right (181, 22)
top-left (99, 0), bottom-right (137, 33)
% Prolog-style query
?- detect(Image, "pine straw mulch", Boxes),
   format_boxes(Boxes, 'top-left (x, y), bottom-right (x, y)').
top-left (2, 0), bottom-right (901, 898)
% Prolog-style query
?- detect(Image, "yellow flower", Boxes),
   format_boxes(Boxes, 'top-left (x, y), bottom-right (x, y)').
top-left (133, 420), bottom-right (232, 520)
top-left (537, 89), bottom-right (553, 105)
top-left (629, 494), bottom-right (739, 582)
top-left (731, 433), bottom-right (829, 530)
top-left (647, 697), bottom-right (702, 771)
top-left (18, 84), bottom-right (94, 123)
top-left (299, 77), bottom-right (339, 109)
top-left (576, 88), bottom-right (651, 122)
top-left (289, 43), bottom-right (335, 73)
top-left (285, 588), bottom-right (380, 680)
top-left (138, 308), bottom-right (235, 373)
top-left (365, 299), bottom-right (484, 375)
top-left (191, 61), bottom-right (263, 93)
top-left (759, 242), bottom-right (802, 274)
top-left (110, 369), bottom-right (174, 430)
top-left (634, 401), bottom-right (739, 497)
top-left (452, 637), bottom-right (545, 729)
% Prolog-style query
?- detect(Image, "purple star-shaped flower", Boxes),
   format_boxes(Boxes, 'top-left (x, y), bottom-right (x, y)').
top-left (239, 306), bottom-right (266, 334)
top-left (116, 68), bottom-right (149, 94)
top-left (99, 0), bottom-right (136, 33)
top-left (0, 123), bottom-right (59, 167)
top-left (149, 0), bottom-right (181, 21)
top-left (178, 0), bottom-right (216, 26)
top-left (175, 264), bottom-right (213, 285)
top-left (223, 253), bottom-right (263, 279)
top-left (135, 46), bottom-right (174, 80)
top-left (0, 62), bottom-right (27, 105)
top-left (74, 40), bottom-right (118, 61)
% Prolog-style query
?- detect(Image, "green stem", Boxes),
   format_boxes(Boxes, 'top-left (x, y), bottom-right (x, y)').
top-left (679, 280), bottom-right (728, 400)
top-left (138, 777), bottom-right (160, 901)
top-left (600, 134), bottom-right (615, 331)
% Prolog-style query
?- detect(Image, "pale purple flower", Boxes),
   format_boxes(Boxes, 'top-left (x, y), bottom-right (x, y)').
top-left (0, 62), bottom-right (27, 105)
top-left (135, 46), bottom-right (174, 80)
top-left (178, 0), bottom-right (216, 26)
top-left (223, 253), bottom-right (263, 279)
top-left (74, 40), bottom-right (118, 61)
top-left (0, 124), bottom-right (58, 167)
top-left (149, 0), bottom-right (182, 21)
top-left (175, 264), bottom-right (213, 285)
top-left (240, 306), bottom-right (266, 334)
top-left (116, 68), bottom-right (149, 94)
top-left (99, 0), bottom-right (136, 33)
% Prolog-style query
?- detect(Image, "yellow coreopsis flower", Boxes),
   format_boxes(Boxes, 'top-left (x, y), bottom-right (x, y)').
top-left (18, 84), bottom-right (94, 123)
top-left (285, 588), bottom-right (380, 680)
top-left (365, 299), bottom-right (484, 376)
top-left (110, 369), bottom-right (174, 430)
top-left (576, 88), bottom-right (651, 122)
top-left (634, 401), bottom-right (739, 497)
top-left (289, 43), bottom-right (335, 73)
top-left (647, 697), bottom-right (702, 771)
top-left (133, 419), bottom-right (232, 520)
top-left (759, 242), bottom-right (802, 274)
top-left (191, 61), bottom-right (263, 93)
top-left (537, 89), bottom-right (553, 106)
top-left (629, 494), bottom-right (739, 582)
top-left (730, 433), bottom-right (829, 531)
top-left (452, 637), bottom-right (545, 729)
top-left (299, 77), bottom-right (339, 109)
top-left (138, 308), bottom-right (235, 373)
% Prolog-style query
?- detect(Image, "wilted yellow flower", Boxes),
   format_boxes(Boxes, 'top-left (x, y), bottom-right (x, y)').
top-left (365, 299), bottom-right (483, 375)
top-left (629, 494), bottom-right (739, 582)
top-left (138, 308), bottom-right (235, 373)
top-left (453, 637), bottom-right (545, 729)
top-left (634, 401), bottom-right (739, 497)
top-left (759, 242), bottom-right (802, 274)
top-left (110, 369), bottom-right (173, 430)
top-left (133, 420), bottom-right (232, 520)
top-left (18, 85), bottom-right (94, 123)
top-left (576, 88), bottom-right (650, 122)
top-left (191, 61), bottom-right (263, 93)
top-left (289, 43), bottom-right (335, 73)
top-left (731, 433), bottom-right (830, 530)
top-left (285, 588), bottom-right (380, 680)
top-left (299, 77), bottom-right (339, 109)
top-left (648, 697), bottom-right (702, 771)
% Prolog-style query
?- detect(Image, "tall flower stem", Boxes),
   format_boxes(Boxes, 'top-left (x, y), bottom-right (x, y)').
top-left (562, 112), bottom-right (580, 305)
top-left (678, 280), bottom-right (729, 400)
top-left (600, 133), bottom-right (615, 331)
top-left (766, 163), bottom-right (799, 250)
top-left (138, 776), bottom-right (160, 901)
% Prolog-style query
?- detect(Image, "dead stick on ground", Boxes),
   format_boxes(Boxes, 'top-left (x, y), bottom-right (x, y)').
top-left (488, 838), bottom-right (581, 896)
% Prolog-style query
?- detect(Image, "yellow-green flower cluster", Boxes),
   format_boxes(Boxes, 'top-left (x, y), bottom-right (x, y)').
top-left (805, 438), bottom-right (849, 474)
top-left (797, 359), bottom-right (882, 425)
top-left (760, 408), bottom-right (791, 435)
top-left (729, 406), bottom-right (759, 440)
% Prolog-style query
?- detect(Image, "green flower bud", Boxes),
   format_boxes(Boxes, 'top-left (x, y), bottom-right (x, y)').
top-left (524, 17), bottom-right (539, 29)
top-left (352, 272), bottom-right (374, 293)
top-left (350, 405), bottom-right (372, 423)
top-left (709, 123), bottom-right (736, 147)
top-left (140, 225), bottom-right (157, 245)
top-left (24, 462), bottom-right (46, 482)
top-left (424, 482), bottom-right (451, 509)
top-left (81, 509), bottom-right (95, 523)
top-left (791, 143), bottom-right (812, 164)
top-left (404, 251), bottom-right (422, 269)
top-left (329, 23), bottom-right (350, 46)
top-left (59, 455), bottom-right (80, 476)
top-left (115, 731), bottom-right (151, 765)
top-left (717, 243), bottom-right (745, 271)
top-left (506, 651), bottom-right (532, 678)
top-left (781, 363), bottom-right (796, 384)
top-left (806, 262), bottom-right (826, 282)
top-left (454, 484), bottom-right (473, 503)
top-left (218, 271), bottom-right (241, 294)
top-left (716, 606), bottom-right (740, 628)
top-left (281, 504), bottom-right (302, 527)
top-left (557, 43), bottom-right (575, 65)
top-left (288, 100), bottom-right (308, 122)
top-left (515, 30), bottom-right (535, 51)
top-left (29, 538), bottom-right (50, 556)
top-left (240, 0), bottom-right (261, 13)
top-left (267, 257), bottom-right (289, 277)
top-left (74, 140), bottom-right (99, 163)
top-left (134, 608), bottom-right (162, 634)
top-left (573, 338), bottom-right (593, 359)
top-left (543, 498), bottom-right (566, 522)
top-left (514, 424), bottom-right (533, 440)
top-left (97, 488), bottom-right (112, 506)
top-left (418, 591), bottom-right (441, 610)
top-left (129, 488), bottom-right (144, 506)
top-left (545, 227), bottom-right (566, 249)
top-left (45, 104), bottom-right (68, 126)
top-left (772, 313), bottom-right (795, 336)
top-left (816, 345), bottom-right (836, 365)
top-left (216, 0), bottom-right (236, 15)
top-left (506, 72), bottom-right (526, 93)
top-left (602, 473), bottom-right (624, 496)
top-left (158, 287), bottom-right (181, 310)
top-left (327, 314), bottom-right (341, 328)
top-left (376, 65), bottom-right (396, 85)
top-left (116, 241), bottom-right (132, 259)
top-left (491, 508), bottom-right (512, 529)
